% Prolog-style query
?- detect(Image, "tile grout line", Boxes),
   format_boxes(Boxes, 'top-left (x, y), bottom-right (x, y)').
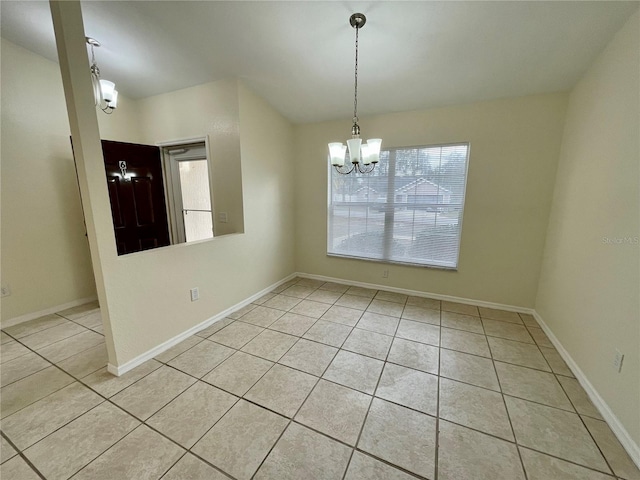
top-left (66, 423), bottom-right (150, 479)
top-left (247, 368), bottom-right (322, 478)
top-left (54, 355), bottom-right (235, 479)
top-left (11, 328), bottom-right (93, 357)
top-left (3, 282), bottom-right (625, 480)
top-left (68, 416), bottom-right (231, 480)
top-left (156, 336), bottom-right (209, 364)
top-left (486, 314), bottom-right (620, 479)
top-left (156, 451), bottom-right (190, 480)
top-left (182, 279), bottom-right (329, 479)
top-left (2, 352), bottom-right (604, 473)
top-left (434, 305), bottom-right (443, 480)
top-left (132, 408), bottom-right (237, 480)
top-left (148, 388), bottom-right (239, 480)
top-left (340, 295), bottom-right (400, 480)
top-left (3, 310), bottom-right (96, 341)
top-left (3, 321), bottom-right (103, 362)
top-left (2, 296), bottom-right (490, 458)
top-left (527, 321), bottom-right (618, 478)
top-left (342, 295), bottom-right (409, 480)
top-left (171, 343), bottom-right (624, 480)
top-left (0, 357), bottom-right (52, 389)
top-left (485, 317), bottom-right (530, 480)
top-left (23, 402), bottom-right (128, 479)
top-left (199, 375), bottom-right (625, 480)
top-left (244, 278), bottom-right (347, 479)
top-left (4, 284), bottom-right (413, 479)
top-left (2, 307), bottom-right (583, 435)
top-left (0, 334), bottom-right (90, 418)
top-left (347, 450), bottom-right (430, 480)
top-left (516, 446), bottom-right (621, 479)
top-left (0, 331), bottom-right (213, 479)
top-left (0, 430), bottom-right (47, 480)
top-left (63, 313), bottom-right (106, 336)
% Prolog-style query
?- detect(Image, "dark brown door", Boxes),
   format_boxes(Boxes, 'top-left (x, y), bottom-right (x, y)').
top-left (102, 140), bottom-right (170, 255)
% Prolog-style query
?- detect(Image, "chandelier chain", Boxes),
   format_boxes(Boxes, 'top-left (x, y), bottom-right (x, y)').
top-left (353, 24), bottom-right (359, 124)
top-left (329, 13), bottom-right (379, 175)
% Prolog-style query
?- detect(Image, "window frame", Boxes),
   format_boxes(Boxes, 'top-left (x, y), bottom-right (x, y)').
top-left (326, 141), bottom-right (471, 270)
top-left (157, 136), bottom-right (214, 244)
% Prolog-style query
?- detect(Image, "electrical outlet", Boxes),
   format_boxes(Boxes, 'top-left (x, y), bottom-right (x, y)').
top-left (0, 285), bottom-right (11, 297)
top-left (613, 349), bottom-right (624, 373)
top-left (190, 287), bottom-right (199, 302)
top-left (382, 269), bottom-right (389, 278)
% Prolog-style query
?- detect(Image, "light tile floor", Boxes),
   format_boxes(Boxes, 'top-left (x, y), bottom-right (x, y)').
top-left (1, 279), bottom-right (639, 480)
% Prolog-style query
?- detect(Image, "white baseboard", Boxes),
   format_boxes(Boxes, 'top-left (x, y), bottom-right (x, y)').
top-left (108, 270), bottom-right (530, 376)
top-left (1, 295), bottom-right (99, 328)
top-left (295, 272), bottom-right (534, 314)
top-left (102, 270), bottom-right (639, 469)
top-left (533, 311), bottom-right (640, 469)
top-left (303, 272), bottom-right (639, 467)
top-left (107, 273), bottom-right (298, 377)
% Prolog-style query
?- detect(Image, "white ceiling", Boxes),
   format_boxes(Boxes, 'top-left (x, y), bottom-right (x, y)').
top-left (1, 1), bottom-right (637, 123)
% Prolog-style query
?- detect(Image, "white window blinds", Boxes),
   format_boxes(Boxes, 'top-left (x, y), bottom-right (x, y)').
top-left (327, 143), bottom-right (470, 269)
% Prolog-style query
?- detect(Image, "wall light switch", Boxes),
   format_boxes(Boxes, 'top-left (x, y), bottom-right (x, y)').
top-left (190, 287), bottom-right (199, 302)
top-left (1, 285), bottom-right (10, 297)
top-left (613, 349), bottom-right (624, 373)
top-left (219, 212), bottom-right (228, 223)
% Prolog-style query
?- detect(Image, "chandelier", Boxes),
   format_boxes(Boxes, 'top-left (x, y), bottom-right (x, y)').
top-left (328, 13), bottom-right (381, 175)
top-left (86, 37), bottom-right (118, 114)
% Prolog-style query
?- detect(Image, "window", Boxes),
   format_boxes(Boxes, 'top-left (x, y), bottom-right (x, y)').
top-left (327, 143), bottom-right (470, 269)
top-left (162, 142), bottom-right (214, 243)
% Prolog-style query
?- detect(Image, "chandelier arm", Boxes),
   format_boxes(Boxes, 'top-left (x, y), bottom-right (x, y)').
top-left (355, 163), bottom-right (376, 174)
top-left (334, 164), bottom-right (356, 175)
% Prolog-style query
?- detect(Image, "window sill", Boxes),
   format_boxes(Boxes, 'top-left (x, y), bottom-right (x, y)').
top-left (326, 252), bottom-right (458, 271)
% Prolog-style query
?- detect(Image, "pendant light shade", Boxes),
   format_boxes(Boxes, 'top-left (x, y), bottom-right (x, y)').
top-left (108, 90), bottom-right (119, 109)
top-left (86, 37), bottom-right (118, 114)
top-left (347, 138), bottom-right (362, 164)
top-left (366, 138), bottom-right (382, 164)
top-left (99, 79), bottom-right (115, 102)
top-left (329, 142), bottom-right (347, 167)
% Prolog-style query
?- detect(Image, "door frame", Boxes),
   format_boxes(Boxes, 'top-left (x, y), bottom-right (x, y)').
top-left (156, 136), bottom-right (214, 244)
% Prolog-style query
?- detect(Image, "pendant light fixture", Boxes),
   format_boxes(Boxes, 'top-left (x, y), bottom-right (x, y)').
top-left (328, 13), bottom-right (381, 174)
top-left (86, 37), bottom-right (118, 114)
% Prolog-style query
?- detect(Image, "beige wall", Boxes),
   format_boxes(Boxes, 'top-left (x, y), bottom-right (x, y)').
top-left (1, 32), bottom-right (295, 368)
top-left (294, 93), bottom-right (568, 308)
top-left (6, 12), bottom-right (638, 459)
top-left (0, 38), bottom-right (140, 323)
top-left (95, 81), bottom-right (295, 366)
top-left (135, 80), bottom-right (244, 236)
top-left (48, 0), bottom-right (295, 368)
top-left (49, 0), bottom-right (297, 369)
top-left (535, 11), bottom-right (640, 445)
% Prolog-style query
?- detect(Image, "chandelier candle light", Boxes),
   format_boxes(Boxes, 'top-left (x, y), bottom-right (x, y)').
top-left (86, 37), bottom-right (118, 114)
top-left (329, 13), bottom-right (381, 175)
